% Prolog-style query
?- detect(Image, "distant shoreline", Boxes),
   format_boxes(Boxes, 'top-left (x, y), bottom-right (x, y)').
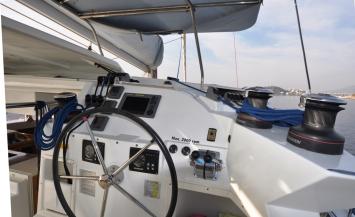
top-left (264, 86), bottom-right (355, 100)
top-left (274, 94), bottom-right (355, 100)
top-left (340, 96), bottom-right (355, 100)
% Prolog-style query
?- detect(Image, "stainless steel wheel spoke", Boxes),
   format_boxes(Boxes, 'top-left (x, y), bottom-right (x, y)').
top-left (60, 175), bottom-right (100, 181)
top-left (84, 119), bottom-right (108, 174)
top-left (100, 188), bottom-right (109, 217)
top-left (112, 140), bottom-right (154, 177)
top-left (112, 183), bottom-right (156, 217)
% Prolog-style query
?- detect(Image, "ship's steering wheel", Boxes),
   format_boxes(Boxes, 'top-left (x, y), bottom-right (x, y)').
top-left (52, 107), bottom-right (178, 217)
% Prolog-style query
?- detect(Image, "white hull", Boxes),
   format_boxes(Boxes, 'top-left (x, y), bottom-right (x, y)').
top-left (7, 76), bottom-right (355, 217)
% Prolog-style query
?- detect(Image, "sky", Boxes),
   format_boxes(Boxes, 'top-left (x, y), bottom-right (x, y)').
top-left (158, 0), bottom-right (355, 92)
top-left (1, 0), bottom-right (355, 92)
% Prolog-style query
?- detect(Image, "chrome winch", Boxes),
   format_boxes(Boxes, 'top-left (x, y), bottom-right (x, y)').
top-left (287, 93), bottom-right (347, 155)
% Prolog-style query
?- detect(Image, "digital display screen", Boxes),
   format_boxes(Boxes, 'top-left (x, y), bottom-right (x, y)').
top-left (121, 96), bottom-right (150, 115)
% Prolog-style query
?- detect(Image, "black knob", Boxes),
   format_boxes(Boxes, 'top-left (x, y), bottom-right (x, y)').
top-left (147, 109), bottom-right (154, 115)
top-left (181, 146), bottom-right (191, 156)
top-left (169, 144), bottom-right (178, 154)
top-left (204, 154), bottom-right (213, 163)
top-left (190, 151), bottom-right (200, 160)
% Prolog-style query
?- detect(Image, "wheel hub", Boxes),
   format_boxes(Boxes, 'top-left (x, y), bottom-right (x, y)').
top-left (98, 165), bottom-right (124, 189)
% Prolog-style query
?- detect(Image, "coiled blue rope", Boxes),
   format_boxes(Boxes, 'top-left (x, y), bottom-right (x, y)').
top-left (34, 99), bottom-right (83, 150)
top-left (239, 99), bottom-right (304, 127)
top-left (219, 96), bottom-right (303, 127)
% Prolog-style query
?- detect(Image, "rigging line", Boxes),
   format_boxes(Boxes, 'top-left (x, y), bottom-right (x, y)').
top-left (294, 0), bottom-right (312, 93)
top-left (0, 3), bottom-right (88, 49)
top-left (233, 32), bottom-right (239, 88)
top-left (176, 36), bottom-right (183, 78)
top-left (164, 37), bottom-right (183, 44)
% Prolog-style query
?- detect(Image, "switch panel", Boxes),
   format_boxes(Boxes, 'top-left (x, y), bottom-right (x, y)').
top-left (129, 147), bottom-right (159, 174)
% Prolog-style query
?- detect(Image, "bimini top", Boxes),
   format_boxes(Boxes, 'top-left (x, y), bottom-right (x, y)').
top-left (16, 0), bottom-right (262, 71)
top-left (49, 0), bottom-right (262, 34)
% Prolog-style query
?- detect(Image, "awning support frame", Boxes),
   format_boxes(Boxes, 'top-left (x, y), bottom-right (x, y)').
top-left (53, 0), bottom-right (262, 77)
top-left (185, 0), bottom-right (205, 86)
top-left (85, 20), bottom-right (104, 56)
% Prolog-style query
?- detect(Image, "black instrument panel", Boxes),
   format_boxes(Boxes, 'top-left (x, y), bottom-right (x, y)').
top-left (82, 140), bottom-right (105, 164)
top-left (129, 147), bottom-right (159, 175)
top-left (118, 93), bottom-right (161, 118)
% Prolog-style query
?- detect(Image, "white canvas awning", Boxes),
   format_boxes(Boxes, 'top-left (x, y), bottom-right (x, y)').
top-left (16, 0), bottom-right (261, 72)
top-left (16, 0), bottom-right (165, 72)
